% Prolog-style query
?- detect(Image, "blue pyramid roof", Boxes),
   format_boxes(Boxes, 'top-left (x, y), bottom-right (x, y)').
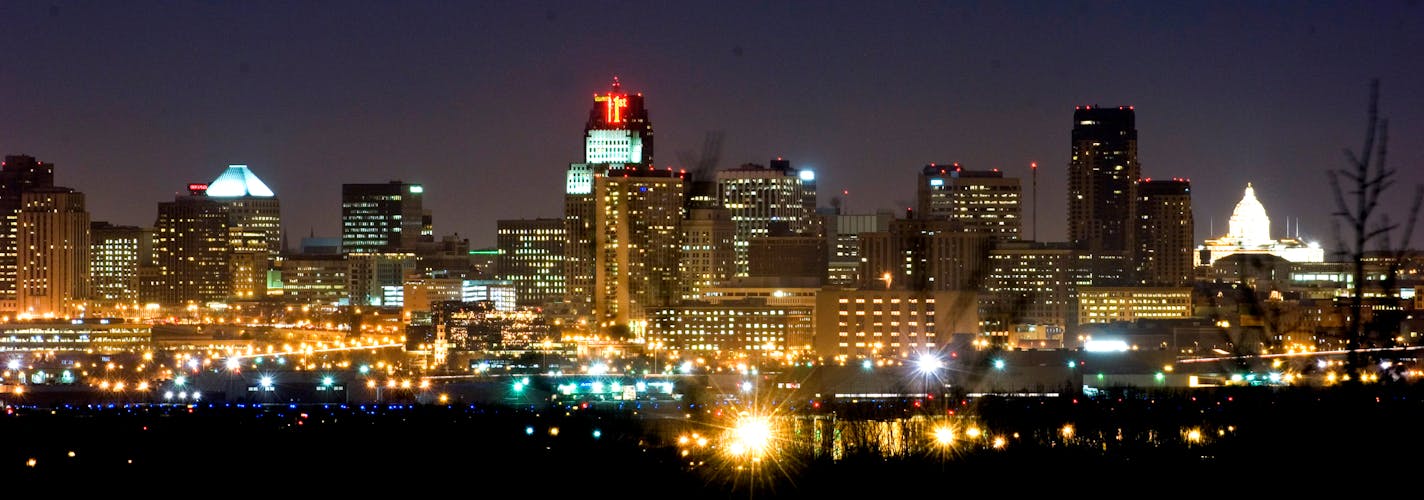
top-left (207, 165), bottom-right (274, 197)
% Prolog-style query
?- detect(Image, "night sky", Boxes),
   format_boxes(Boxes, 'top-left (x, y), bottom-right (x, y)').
top-left (2, 1), bottom-right (1422, 250)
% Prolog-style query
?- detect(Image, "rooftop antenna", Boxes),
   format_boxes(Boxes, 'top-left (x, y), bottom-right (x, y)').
top-left (1031, 161), bottom-right (1038, 241)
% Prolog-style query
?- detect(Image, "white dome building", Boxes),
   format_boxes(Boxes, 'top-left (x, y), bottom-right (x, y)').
top-left (1197, 183), bottom-right (1323, 267)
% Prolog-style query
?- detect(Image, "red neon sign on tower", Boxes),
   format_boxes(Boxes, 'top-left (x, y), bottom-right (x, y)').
top-left (605, 94), bottom-right (628, 124)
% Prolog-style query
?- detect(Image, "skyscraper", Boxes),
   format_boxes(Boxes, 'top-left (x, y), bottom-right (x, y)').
top-left (207, 165), bottom-right (282, 257)
top-left (207, 165), bottom-right (281, 300)
top-left (0, 154), bottom-right (55, 310)
top-left (917, 164), bottom-right (1022, 240)
top-left (566, 78), bottom-right (656, 317)
top-left (90, 222), bottom-right (147, 303)
top-left (593, 165), bottom-right (684, 331)
top-left (716, 159), bottom-right (818, 277)
top-left (679, 207), bottom-right (735, 301)
top-left (152, 184), bottom-right (230, 305)
top-left (1068, 106), bottom-right (1139, 254)
top-left (17, 187), bottom-right (89, 316)
top-left (496, 218), bottom-right (566, 307)
top-left (342, 181), bottom-right (428, 254)
top-left (1136, 178), bottom-right (1194, 285)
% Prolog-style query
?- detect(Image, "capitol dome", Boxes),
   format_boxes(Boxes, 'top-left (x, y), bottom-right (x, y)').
top-left (1228, 182), bottom-right (1271, 247)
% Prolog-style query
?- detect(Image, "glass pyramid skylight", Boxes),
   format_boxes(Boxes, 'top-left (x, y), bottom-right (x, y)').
top-left (207, 164), bottom-right (275, 197)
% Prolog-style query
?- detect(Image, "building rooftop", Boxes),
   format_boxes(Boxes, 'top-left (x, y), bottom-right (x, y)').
top-left (207, 164), bottom-right (274, 197)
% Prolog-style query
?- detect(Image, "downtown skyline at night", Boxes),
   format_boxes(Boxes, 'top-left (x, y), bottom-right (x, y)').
top-left (2, 1), bottom-right (1422, 249)
top-left (5, 2), bottom-right (1424, 491)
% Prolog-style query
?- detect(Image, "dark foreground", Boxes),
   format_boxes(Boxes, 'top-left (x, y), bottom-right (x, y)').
top-left (5, 385), bottom-right (1424, 494)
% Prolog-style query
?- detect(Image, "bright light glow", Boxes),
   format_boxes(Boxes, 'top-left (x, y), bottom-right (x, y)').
top-left (225, 358), bottom-right (240, 371)
top-left (7, 360), bottom-right (19, 370)
top-left (1185, 428), bottom-right (1203, 444)
top-left (932, 426), bottom-right (955, 446)
top-left (965, 427), bottom-right (982, 439)
top-left (992, 436), bottom-right (1006, 449)
top-left (740, 381), bottom-right (753, 393)
top-left (798, 169), bottom-right (815, 181)
top-left (174, 376), bottom-right (186, 386)
top-left (726, 414), bottom-right (774, 459)
top-left (1060, 424), bottom-right (1074, 439)
top-left (679, 361), bottom-right (693, 374)
top-left (206, 165), bottom-right (275, 197)
top-left (915, 353), bottom-right (944, 374)
top-left (259, 376), bottom-right (273, 388)
top-left (322, 376), bottom-right (334, 387)
top-left (993, 359), bottom-right (1006, 370)
top-left (861, 359), bottom-right (873, 370)
top-left (1083, 339), bottom-right (1129, 352)
top-left (525, 426), bottom-right (535, 436)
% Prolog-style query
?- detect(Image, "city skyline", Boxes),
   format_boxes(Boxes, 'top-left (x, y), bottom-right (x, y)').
top-left (2, 2), bottom-right (1422, 250)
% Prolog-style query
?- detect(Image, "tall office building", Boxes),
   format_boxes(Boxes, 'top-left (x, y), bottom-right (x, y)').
top-left (342, 181), bottom-right (428, 254)
top-left (917, 164), bottom-right (1021, 240)
top-left (566, 78), bottom-right (656, 317)
top-left (496, 218), bottom-right (566, 306)
top-left (152, 184), bottom-right (230, 305)
top-left (716, 159), bottom-right (818, 277)
top-left (207, 165), bottom-right (282, 257)
top-left (594, 165), bottom-right (684, 331)
top-left (16, 188), bottom-right (89, 316)
top-left (206, 165), bottom-right (281, 300)
top-left (0, 155), bottom-right (56, 309)
top-left (678, 207), bottom-right (735, 301)
top-left (1137, 178), bottom-right (1194, 285)
top-left (90, 222), bottom-right (147, 303)
top-left (1068, 106), bottom-right (1139, 254)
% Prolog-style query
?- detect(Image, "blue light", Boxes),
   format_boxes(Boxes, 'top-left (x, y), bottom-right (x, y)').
top-left (592, 429), bottom-right (602, 439)
top-left (929, 178), bottom-right (944, 186)
top-left (174, 376), bottom-right (186, 386)
top-left (799, 169), bottom-right (815, 181)
top-left (1067, 360), bottom-right (1077, 369)
top-left (525, 426), bottom-right (535, 436)
top-left (862, 359), bottom-right (873, 370)
top-left (322, 376), bottom-right (334, 387)
top-left (993, 359), bottom-right (1006, 370)
top-left (359, 365), bottom-right (370, 374)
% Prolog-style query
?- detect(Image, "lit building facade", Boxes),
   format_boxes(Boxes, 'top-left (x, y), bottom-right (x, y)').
top-left (1069, 106), bottom-right (1139, 254)
top-left (496, 218), bottom-right (566, 306)
top-left (565, 78), bottom-right (655, 317)
top-left (1136, 179), bottom-right (1194, 285)
top-left (347, 252), bottom-right (415, 306)
top-left (152, 185), bottom-right (230, 305)
top-left (0, 154), bottom-right (55, 310)
top-left (826, 211), bottom-right (894, 286)
top-left (814, 288), bottom-right (980, 361)
top-left (678, 207), bottom-right (735, 301)
top-left (859, 217), bottom-right (991, 291)
top-left (980, 242), bottom-right (1131, 345)
top-left (1197, 183), bottom-right (1324, 266)
top-left (717, 159), bottom-right (818, 277)
top-left (648, 301), bottom-right (814, 356)
top-left (279, 254), bottom-right (348, 306)
top-left (917, 164), bottom-right (1021, 240)
top-left (207, 165), bottom-right (282, 258)
top-left (593, 166), bottom-right (684, 330)
top-left (90, 222), bottom-right (147, 303)
top-left (342, 181), bottom-right (428, 254)
top-left (1077, 287), bottom-right (1194, 325)
top-left (17, 187), bottom-right (89, 316)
